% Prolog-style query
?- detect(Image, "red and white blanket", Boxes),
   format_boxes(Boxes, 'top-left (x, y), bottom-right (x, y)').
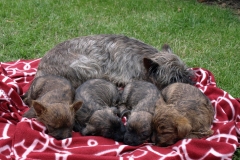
top-left (0, 59), bottom-right (239, 160)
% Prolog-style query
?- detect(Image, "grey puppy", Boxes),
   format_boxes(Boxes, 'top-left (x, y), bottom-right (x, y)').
top-left (118, 80), bottom-right (160, 146)
top-left (73, 79), bottom-right (126, 142)
top-left (35, 34), bottom-right (195, 90)
top-left (23, 75), bottom-right (82, 140)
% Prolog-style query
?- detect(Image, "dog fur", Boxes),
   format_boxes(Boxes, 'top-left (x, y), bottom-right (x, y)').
top-left (152, 82), bottom-right (214, 147)
top-left (118, 80), bottom-right (160, 146)
top-left (34, 34), bottom-right (195, 90)
top-left (23, 75), bottom-right (82, 140)
top-left (73, 79), bottom-right (125, 142)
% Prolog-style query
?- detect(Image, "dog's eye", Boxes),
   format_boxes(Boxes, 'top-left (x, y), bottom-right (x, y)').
top-left (158, 126), bottom-right (165, 131)
top-left (162, 131), bottom-right (173, 135)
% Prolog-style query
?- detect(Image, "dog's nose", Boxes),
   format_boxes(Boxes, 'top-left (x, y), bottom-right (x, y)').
top-left (114, 134), bottom-right (124, 142)
top-left (124, 137), bottom-right (130, 144)
top-left (124, 136), bottom-right (133, 145)
top-left (50, 130), bottom-right (72, 140)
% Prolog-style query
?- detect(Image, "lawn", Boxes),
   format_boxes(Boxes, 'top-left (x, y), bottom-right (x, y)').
top-left (1, 0), bottom-right (240, 158)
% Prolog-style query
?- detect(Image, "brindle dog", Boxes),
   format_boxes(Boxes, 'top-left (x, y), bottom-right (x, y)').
top-left (23, 75), bottom-right (82, 140)
top-left (152, 83), bottom-right (214, 147)
top-left (34, 34), bottom-right (195, 90)
top-left (119, 80), bottom-right (161, 146)
top-left (73, 79), bottom-right (125, 142)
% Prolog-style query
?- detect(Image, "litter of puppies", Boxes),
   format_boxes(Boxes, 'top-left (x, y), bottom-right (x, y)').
top-left (23, 34), bottom-right (214, 147)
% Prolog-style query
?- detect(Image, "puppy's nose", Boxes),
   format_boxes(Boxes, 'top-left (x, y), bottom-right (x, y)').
top-left (52, 130), bottom-right (72, 140)
top-left (114, 134), bottom-right (124, 142)
top-left (124, 136), bottom-right (132, 144)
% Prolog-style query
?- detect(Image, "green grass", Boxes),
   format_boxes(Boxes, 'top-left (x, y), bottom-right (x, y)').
top-left (0, 0), bottom-right (240, 158)
top-left (1, 0), bottom-right (240, 98)
top-left (1, 0), bottom-right (239, 98)
top-left (1, 0), bottom-right (240, 158)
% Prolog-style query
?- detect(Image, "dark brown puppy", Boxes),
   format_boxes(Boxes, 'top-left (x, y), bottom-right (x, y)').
top-left (74, 79), bottom-right (125, 142)
top-left (152, 83), bottom-right (214, 147)
top-left (119, 80), bottom-right (160, 146)
top-left (23, 75), bottom-right (82, 140)
top-left (35, 34), bottom-right (195, 90)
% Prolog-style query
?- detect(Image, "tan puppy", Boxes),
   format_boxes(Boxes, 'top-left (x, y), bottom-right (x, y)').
top-left (23, 75), bottom-right (82, 140)
top-left (152, 83), bottom-right (214, 147)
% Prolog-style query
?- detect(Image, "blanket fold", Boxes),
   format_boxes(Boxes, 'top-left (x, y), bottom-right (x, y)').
top-left (0, 59), bottom-right (239, 160)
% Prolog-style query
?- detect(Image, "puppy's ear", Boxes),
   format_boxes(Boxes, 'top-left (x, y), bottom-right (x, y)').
top-left (32, 100), bottom-right (46, 117)
top-left (143, 58), bottom-right (159, 75)
top-left (71, 101), bottom-right (83, 112)
top-left (82, 124), bottom-right (96, 136)
top-left (161, 44), bottom-right (173, 54)
top-left (176, 117), bottom-right (192, 139)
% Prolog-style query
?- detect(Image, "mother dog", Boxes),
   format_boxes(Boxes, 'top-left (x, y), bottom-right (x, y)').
top-left (35, 34), bottom-right (195, 89)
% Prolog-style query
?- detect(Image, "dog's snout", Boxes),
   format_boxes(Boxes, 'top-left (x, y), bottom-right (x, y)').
top-left (50, 130), bottom-right (72, 140)
top-left (124, 136), bottom-right (131, 144)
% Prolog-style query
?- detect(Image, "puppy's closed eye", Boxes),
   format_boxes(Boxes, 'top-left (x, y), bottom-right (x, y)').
top-left (157, 125), bottom-right (172, 133)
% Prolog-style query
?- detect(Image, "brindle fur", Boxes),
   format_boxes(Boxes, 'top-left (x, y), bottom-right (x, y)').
top-left (119, 80), bottom-right (160, 146)
top-left (23, 75), bottom-right (82, 140)
top-left (35, 34), bottom-right (195, 90)
top-left (152, 83), bottom-right (214, 147)
top-left (74, 79), bottom-right (125, 142)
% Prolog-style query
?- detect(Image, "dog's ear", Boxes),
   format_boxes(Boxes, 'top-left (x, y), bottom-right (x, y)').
top-left (81, 124), bottom-right (96, 136)
top-left (71, 101), bottom-right (83, 112)
top-left (143, 58), bottom-right (159, 76)
top-left (161, 44), bottom-right (173, 54)
top-left (176, 116), bottom-right (192, 139)
top-left (32, 100), bottom-right (47, 117)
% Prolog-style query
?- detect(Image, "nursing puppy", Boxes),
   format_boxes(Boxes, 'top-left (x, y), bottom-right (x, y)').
top-left (119, 80), bottom-right (160, 146)
top-left (152, 83), bottom-right (214, 147)
top-left (35, 34), bottom-right (195, 90)
top-left (23, 75), bottom-right (82, 140)
top-left (74, 79), bottom-right (125, 142)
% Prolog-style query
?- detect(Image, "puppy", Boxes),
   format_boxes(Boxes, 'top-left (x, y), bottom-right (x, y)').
top-left (23, 75), bottom-right (83, 140)
top-left (35, 34), bottom-right (195, 90)
top-left (119, 80), bottom-right (160, 146)
top-left (73, 79), bottom-right (125, 142)
top-left (152, 83), bottom-right (214, 147)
